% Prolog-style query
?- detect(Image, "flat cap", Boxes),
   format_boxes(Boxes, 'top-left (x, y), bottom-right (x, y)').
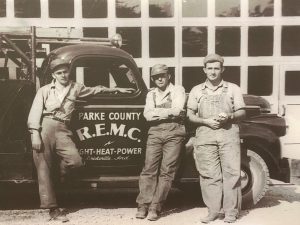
top-left (50, 58), bottom-right (69, 71)
top-left (203, 53), bottom-right (224, 65)
top-left (151, 64), bottom-right (168, 76)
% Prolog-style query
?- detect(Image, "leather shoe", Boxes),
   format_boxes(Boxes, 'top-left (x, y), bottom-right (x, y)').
top-left (200, 213), bottom-right (219, 223)
top-left (49, 208), bottom-right (69, 222)
top-left (135, 206), bottom-right (148, 219)
top-left (147, 209), bottom-right (159, 221)
top-left (224, 215), bottom-right (237, 223)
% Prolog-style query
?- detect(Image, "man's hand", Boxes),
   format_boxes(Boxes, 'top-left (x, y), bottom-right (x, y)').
top-left (116, 88), bottom-right (135, 93)
top-left (217, 112), bottom-right (229, 124)
top-left (204, 118), bottom-right (221, 130)
top-left (31, 131), bottom-right (43, 152)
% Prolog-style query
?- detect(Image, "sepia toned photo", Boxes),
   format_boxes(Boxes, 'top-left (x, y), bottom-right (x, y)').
top-left (0, 0), bottom-right (300, 224)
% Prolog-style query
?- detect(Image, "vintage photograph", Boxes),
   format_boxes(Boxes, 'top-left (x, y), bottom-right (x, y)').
top-left (0, 0), bottom-right (300, 224)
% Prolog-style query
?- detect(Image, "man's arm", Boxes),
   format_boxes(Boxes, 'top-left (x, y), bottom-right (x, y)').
top-left (217, 84), bottom-right (246, 125)
top-left (168, 86), bottom-right (186, 117)
top-left (143, 91), bottom-right (169, 121)
top-left (186, 86), bottom-right (221, 130)
top-left (27, 88), bottom-right (44, 151)
top-left (78, 84), bottom-right (134, 97)
top-left (187, 109), bottom-right (221, 130)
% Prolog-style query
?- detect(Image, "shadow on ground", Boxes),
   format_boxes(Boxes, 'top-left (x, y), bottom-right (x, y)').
top-left (0, 183), bottom-right (203, 213)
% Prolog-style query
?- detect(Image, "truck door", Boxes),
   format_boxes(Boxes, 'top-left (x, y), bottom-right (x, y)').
top-left (69, 56), bottom-right (148, 177)
top-left (279, 65), bottom-right (300, 159)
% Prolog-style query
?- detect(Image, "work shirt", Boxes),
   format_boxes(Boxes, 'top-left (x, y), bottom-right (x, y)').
top-left (144, 83), bottom-right (186, 121)
top-left (28, 80), bottom-right (104, 130)
top-left (187, 80), bottom-right (245, 114)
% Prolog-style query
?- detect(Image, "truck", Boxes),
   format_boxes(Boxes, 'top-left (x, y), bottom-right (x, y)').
top-left (0, 27), bottom-right (290, 209)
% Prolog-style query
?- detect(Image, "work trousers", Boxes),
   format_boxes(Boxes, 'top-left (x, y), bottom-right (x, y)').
top-left (193, 125), bottom-right (241, 217)
top-left (136, 122), bottom-right (185, 211)
top-left (33, 117), bottom-right (83, 208)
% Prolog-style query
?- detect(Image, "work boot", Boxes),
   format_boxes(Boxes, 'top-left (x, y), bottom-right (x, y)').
top-left (200, 213), bottom-right (219, 223)
top-left (135, 206), bottom-right (148, 219)
top-left (224, 215), bottom-right (237, 223)
top-left (49, 208), bottom-right (69, 222)
top-left (147, 209), bottom-right (159, 221)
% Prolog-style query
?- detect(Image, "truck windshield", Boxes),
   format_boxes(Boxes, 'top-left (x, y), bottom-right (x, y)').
top-left (71, 57), bottom-right (138, 93)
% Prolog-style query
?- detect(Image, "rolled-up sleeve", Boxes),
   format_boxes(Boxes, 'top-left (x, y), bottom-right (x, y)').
top-left (27, 88), bottom-right (44, 130)
top-left (77, 84), bottom-right (106, 98)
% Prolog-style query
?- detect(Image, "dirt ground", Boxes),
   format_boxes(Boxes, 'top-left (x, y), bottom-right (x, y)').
top-left (0, 180), bottom-right (300, 225)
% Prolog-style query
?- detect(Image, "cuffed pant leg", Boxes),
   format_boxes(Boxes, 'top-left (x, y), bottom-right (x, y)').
top-left (219, 138), bottom-right (241, 217)
top-left (136, 133), bottom-right (163, 206)
top-left (194, 144), bottom-right (222, 214)
top-left (150, 135), bottom-right (184, 211)
top-left (34, 122), bottom-right (57, 208)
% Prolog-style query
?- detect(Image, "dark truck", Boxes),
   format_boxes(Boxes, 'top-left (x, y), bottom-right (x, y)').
top-left (0, 28), bottom-right (289, 208)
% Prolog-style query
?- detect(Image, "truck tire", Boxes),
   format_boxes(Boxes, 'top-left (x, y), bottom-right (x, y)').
top-left (241, 149), bottom-right (270, 209)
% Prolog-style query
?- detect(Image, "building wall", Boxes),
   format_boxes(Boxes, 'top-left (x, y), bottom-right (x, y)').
top-left (0, 0), bottom-right (300, 112)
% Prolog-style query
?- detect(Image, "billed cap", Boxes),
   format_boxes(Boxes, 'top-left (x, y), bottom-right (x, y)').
top-left (151, 64), bottom-right (168, 76)
top-left (50, 58), bottom-right (69, 71)
top-left (203, 53), bottom-right (224, 65)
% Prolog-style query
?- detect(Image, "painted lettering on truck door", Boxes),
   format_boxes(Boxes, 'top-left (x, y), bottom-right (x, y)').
top-left (75, 110), bottom-right (145, 162)
top-left (68, 55), bottom-right (147, 168)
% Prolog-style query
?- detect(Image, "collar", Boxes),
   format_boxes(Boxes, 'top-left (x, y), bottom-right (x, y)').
top-left (50, 79), bottom-right (73, 89)
top-left (202, 79), bottom-right (227, 90)
top-left (154, 83), bottom-right (174, 95)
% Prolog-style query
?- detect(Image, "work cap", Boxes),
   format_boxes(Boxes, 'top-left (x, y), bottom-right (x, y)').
top-left (203, 53), bottom-right (224, 65)
top-left (50, 58), bottom-right (69, 71)
top-left (151, 64), bottom-right (168, 76)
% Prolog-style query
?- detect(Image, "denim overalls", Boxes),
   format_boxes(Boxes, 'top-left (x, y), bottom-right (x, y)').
top-left (193, 83), bottom-right (241, 217)
top-left (136, 93), bottom-right (186, 212)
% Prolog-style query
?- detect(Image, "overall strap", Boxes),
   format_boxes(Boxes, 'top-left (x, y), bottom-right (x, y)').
top-left (152, 91), bottom-right (156, 108)
top-left (222, 81), bottom-right (229, 94)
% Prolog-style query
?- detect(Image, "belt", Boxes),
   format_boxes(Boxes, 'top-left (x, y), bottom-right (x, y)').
top-left (44, 115), bottom-right (70, 125)
top-left (148, 118), bottom-right (184, 126)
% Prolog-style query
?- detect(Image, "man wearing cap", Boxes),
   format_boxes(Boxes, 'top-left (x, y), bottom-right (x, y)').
top-left (135, 64), bottom-right (186, 221)
top-left (28, 58), bottom-right (134, 222)
top-left (187, 54), bottom-right (246, 223)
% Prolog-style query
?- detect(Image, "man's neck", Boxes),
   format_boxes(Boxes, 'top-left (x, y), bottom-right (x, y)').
top-left (55, 81), bottom-right (70, 91)
top-left (157, 83), bottom-right (170, 93)
top-left (206, 79), bottom-right (222, 88)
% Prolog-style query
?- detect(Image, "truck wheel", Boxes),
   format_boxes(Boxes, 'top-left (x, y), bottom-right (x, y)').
top-left (241, 149), bottom-right (270, 209)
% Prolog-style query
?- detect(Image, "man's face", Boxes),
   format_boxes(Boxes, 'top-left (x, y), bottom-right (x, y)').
top-left (52, 65), bottom-right (70, 86)
top-left (151, 73), bottom-right (170, 90)
top-left (203, 61), bottom-right (224, 83)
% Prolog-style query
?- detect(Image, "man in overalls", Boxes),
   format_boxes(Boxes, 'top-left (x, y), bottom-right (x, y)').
top-left (28, 58), bottom-right (134, 222)
top-left (187, 54), bottom-right (246, 223)
top-left (136, 64), bottom-right (186, 221)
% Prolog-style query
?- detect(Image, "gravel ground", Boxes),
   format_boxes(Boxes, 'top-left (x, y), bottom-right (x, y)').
top-left (1, 180), bottom-right (300, 225)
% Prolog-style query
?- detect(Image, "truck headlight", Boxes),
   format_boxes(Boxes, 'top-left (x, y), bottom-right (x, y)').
top-left (110, 34), bottom-right (122, 48)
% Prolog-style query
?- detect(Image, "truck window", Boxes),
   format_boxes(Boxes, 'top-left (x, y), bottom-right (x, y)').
top-left (71, 57), bottom-right (138, 94)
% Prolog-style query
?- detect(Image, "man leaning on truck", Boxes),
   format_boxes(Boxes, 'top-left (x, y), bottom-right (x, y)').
top-left (187, 54), bottom-right (246, 223)
top-left (136, 64), bottom-right (186, 221)
top-left (27, 58), bottom-right (133, 222)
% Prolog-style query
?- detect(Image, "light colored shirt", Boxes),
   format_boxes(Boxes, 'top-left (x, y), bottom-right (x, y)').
top-left (144, 83), bottom-right (186, 121)
top-left (27, 80), bottom-right (105, 130)
top-left (187, 80), bottom-right (245, 113)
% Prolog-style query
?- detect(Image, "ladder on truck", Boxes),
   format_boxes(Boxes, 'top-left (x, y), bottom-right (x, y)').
top-left (0, 26), bottom-right (122, 83)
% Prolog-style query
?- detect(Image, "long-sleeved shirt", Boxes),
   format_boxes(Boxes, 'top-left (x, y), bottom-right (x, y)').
top-left (143, 83), bottom-right (186, 121)
top-left (27, 80), bottom-right (105, 130)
